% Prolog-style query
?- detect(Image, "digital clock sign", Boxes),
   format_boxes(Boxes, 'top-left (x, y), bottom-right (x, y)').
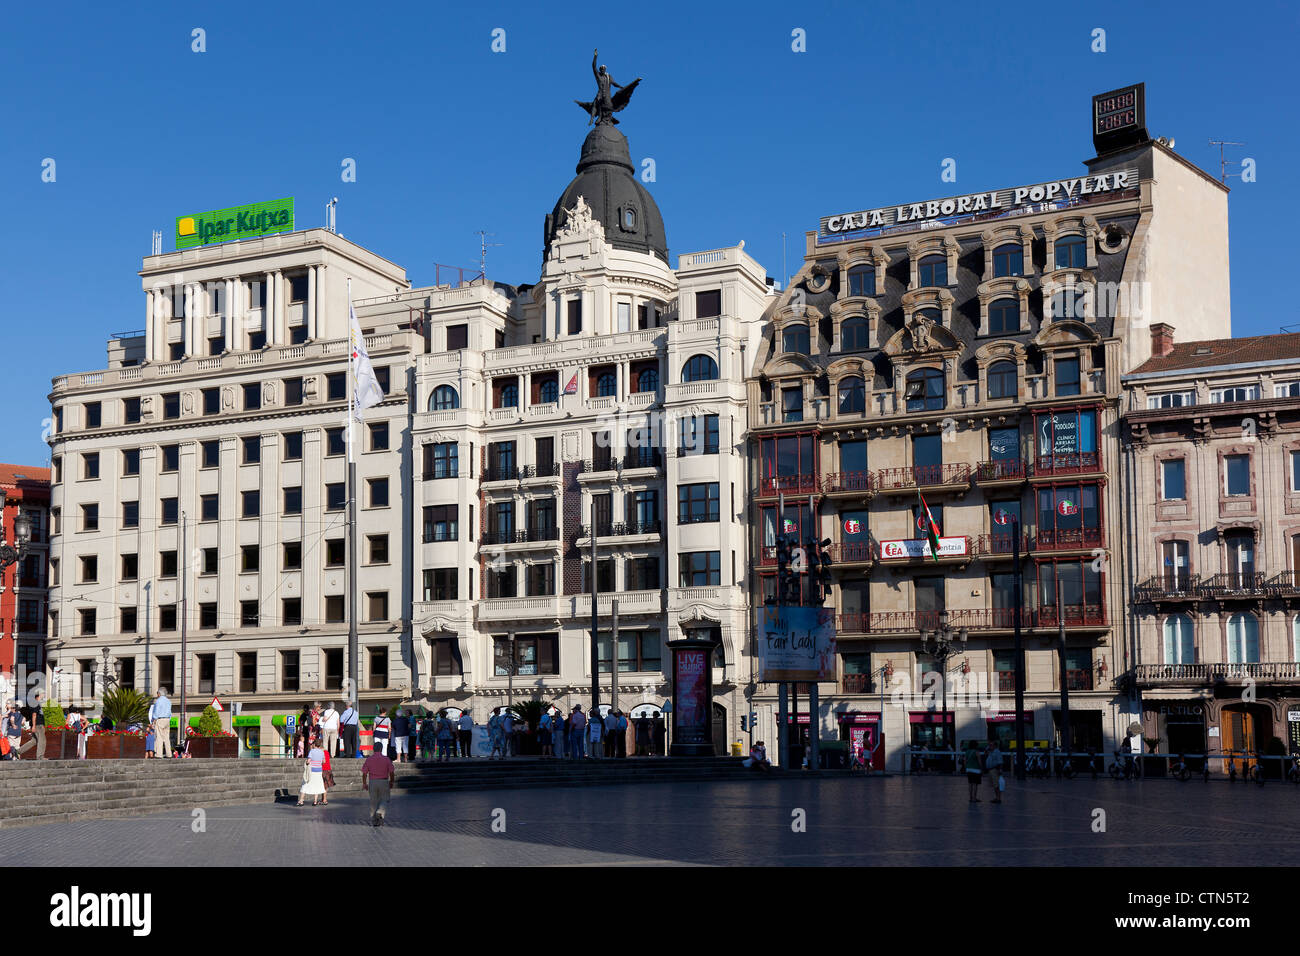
top-left (1092, 83), bottom-right (1148, 155)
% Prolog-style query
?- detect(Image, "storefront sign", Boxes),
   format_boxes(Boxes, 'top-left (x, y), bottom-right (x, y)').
top-left (1289, 711), bottom-right (1300, 754)
top-left (176, 197), bottom-right (295, 249)
top-left (758, 606), bottom-right (837, 682)
top-left (820, 171), bottom-right (1136, 237)
top-left (879, 536), bottom-right (968, 560)
top-left (232, 715), bottom-right (260, 727)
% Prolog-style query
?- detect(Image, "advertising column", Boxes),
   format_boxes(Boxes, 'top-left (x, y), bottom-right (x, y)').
top-left (668, 637), bottom-right (714, 757)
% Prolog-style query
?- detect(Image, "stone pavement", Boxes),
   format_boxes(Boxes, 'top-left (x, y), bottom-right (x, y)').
top-left (4, 774), bottom-right (1299, 866)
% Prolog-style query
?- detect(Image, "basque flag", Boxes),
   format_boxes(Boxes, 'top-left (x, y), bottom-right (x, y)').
top-left (917, 488), bottom-right (942, 562)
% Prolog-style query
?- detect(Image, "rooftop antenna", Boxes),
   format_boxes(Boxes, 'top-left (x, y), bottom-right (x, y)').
top-left (151, 230), bottom-right (162, 256)
top-left (326, 197), bottom-right (339, 233)
top-left (782, 232), bottom-right (787, 293)
top-left (476, 230), bottom-right (503, 280)
top-left (1208, 140), bottom-right (1246, 185)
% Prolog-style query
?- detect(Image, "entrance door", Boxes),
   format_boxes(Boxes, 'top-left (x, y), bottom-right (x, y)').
top-left (1222, 705), bottom-right (1256, 776)
top-left (712, 702), bottom-right (727, 756)
top-left (1166, 719), bottom-right (1207, 773)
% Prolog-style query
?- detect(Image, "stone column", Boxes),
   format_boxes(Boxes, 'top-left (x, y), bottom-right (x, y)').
top-left (224, 279), bottom-right (236, 352)
top-left (183, 283), bottom-right (196, 357)
top-left (264, 271), bottom-right (276, 344)
top-left (317, 264), bottom-right (327, 339)
top-left (306, 266), bottom-right (318, 340)
top-left (274, 270), bottom-right (285, 344)
top-left (144, 291), bottom-right (155, 362)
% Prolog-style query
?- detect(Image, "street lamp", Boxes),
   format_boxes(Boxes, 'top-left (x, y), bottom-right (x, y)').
top-left (0, 512), bottom-right (32, 572)
top-left (920, 610), bottom-right (968, 768)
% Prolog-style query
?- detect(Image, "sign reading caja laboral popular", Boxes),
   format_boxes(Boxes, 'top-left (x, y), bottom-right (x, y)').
top-left (759, 606), bottom-right (837, 683)
top-left (176, 197), bottom-right (294, 249)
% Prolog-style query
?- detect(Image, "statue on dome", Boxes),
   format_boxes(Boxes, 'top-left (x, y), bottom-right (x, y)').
top-left (575, 48), bottom-right (641, 126)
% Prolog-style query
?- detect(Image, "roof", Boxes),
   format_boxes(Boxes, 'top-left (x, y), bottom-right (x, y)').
top-left (1131, 333), bottom-right (1300, 375)
top-left (0, 463), bottom-right (51, 491)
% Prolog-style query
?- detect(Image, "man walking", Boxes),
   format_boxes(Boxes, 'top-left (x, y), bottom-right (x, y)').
top-left (3, 702), bottom-right (24, 759)
top-left (361, 743), bottom-right (397, 827)
top-left (320, 701), bottom-right (340, 758)
top-left (458, 710), bottom-right (473, 758)
top-left (30, 691), bottom-right (46, 760)
top-left (339, 701), bottom-right (359, 758)
top-left (149, 688), bottom-right (173, 758)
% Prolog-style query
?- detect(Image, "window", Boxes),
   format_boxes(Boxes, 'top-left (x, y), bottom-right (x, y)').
top-left (1161, 540), bottom-right (1190, 589)
top-left (627, 557), bottom-right (660, 590)
top-left (679, 483), bottom-right (720, 523)
top-left (283, 486), bottom-right (302, 516)
top-left (368, 534), bottom-right (389, 564)
top-left (905, 368), bottom-right (945, 412)
top-left (241, 436), bottom-right (260, 464)
top-left (121, 608), bottom-right (138, 634)
top-left (1162, 460), bottom-right (1186, 500)
top-left (488, 567), bottom-right (517, 598)
top-left (281, 651), bottom-right (300, 692)
top-left (1225, 455), bottom-right (1250, 496)
top-left (209, 336), bottom-right (224, 356)
top-left (326, 372), bottom-right (346, 401)
top-left (198, 603), bottom-right (217, 629)
top-left (918, 254), bottom-right (947, 287)
top-left (1036, 560), bottom-right (1103, 617)
top-left (122, 501), bottom-right (139, 529)
top-left (198, 439), bottom-right (219, 469)
top-left (1148, 391), bottom-right (1194, 409)
top-left (679, 414), bottom-right (720, 455)
top-left (238, 652), bottom-right (257, 693)
top-left (987, 361), bottom-right (1017, 400)
top-left (447, 324), bottom-right (468, 351)
top-left (988, 298), bottom-right (1020, 334)
top-left (326, 538), bottom-right (344, 566)
top-left (240, 601), bottom-right (259, 628)
top-left (159, 605), bottom-right (177, 632)
top-left (528, 498), bottom-right (557, 537)
top-left (325, 596), bottom-right (345, 623)
top-left (1210, 385), bottom-right (1260, 404)
top-left (423, 568), bottom-right (457, 602)
top-left (637, 303), bottom-right (654, 330)
top-left (243, 382), bottom-right (262, 411)
top-left (1227, 613), bottom-right (1260, 664)
top-left (162, 392), bottom-right (180, 420)
top-left (425, 442), bottom-right (458, 479)
top-left (123, 397), bottom-right (141, 424)
top-left (992, 243), bottom-right (1023, 277)
top-left (431, 638), bottom-right (462, 676)
top-left (488, 441), bottom-right (516, 480)
top-left (682, 354), bottom-right (719, 382)
top-left (841, 316), bottom-right (869, 351)
top-left (368, 477), bottom-right (389, 508)
top-left (525, 563), bottom-right (555, 596)
top-left (284, 432), bottom-right (303, 461)
top-left (326, 483), bottom-right (345, 511)
top-left (282, 599), bottom-right (301, 627)
top-left (122, 448), bottom-right (140, 476)
top-left (1054, 357), bottom-right (1082, 396)
top-left (493, 634), bottom-right (559, 676)
top-left (782, 387), bottom-right (803, 423)
top-left (679, 551), bottom-right (721, 586)
top-left (634, 365), bottom-right (659, 394)
top-left (366, 592), bottom-right (389, 623)
top-left (202, 388), bottom-right (220, 415)
top-left (197, 654), bottom-right (216, 695)
top-left (284, 377), bottom-right (304, 406)
top-left (159, 550), bottom-right (178, 578)
top-left (241, 490), bottom-right (259, 518)
top-left (782, 323), bottom-right (810, 355)
top-left (1055, 235), bottom-right (1087, 269)
top-left (200, 548), bottom-right (217, 575)
top-left (80, 452), bottom-right (100, 481)
top-left (598, 630), bottom-right (662, 673)
top-left (81, 503), bottom-right (99, 531)
top-left (283, 542), bottom-right (302, 570)
top-left (533, 373), bottom-right (560, 404)
top-left (758, 434), bottom-right (817, 487)
top-left (120, 554), bottom-right (138, 581)
top-left (847, 265), bottom-right (874, 297)
top-left (431, 385), bottom-right (460, 410)
top-left (1035, 408), bottom-right (1098, 470)
top-left (535, 436), bottom-right (555, 476)
top-left (240, 544), bottom-right (260, 573)
top-left (1276, 381), bottom-right (1300, 398)
top-left (567, 299), bottom-right (582, 335)
top-left (837, 376), bottom-right (865, 414)
top-left (325, 648), bottom-right (344, 690)
top-left (1164, 614), bottom-right (1195, 664)
top-left (368, 421), bottom-right (389, 451)
top-left (582, 559), bottom-right (614, 593)
top-left (1036, 484), bottom-right (1102, 545)
top-left (84, 402), bottom-right (102, 428)
top-left (326, 427), bottom-right (346, 457)
top-left (596, 370), bottom-right (617, 397)
top-left (289, 274), bottom-right (308, 302)
top-left (423, 505), bottom-right (458, 542)
top-left (695, 289), bottom-right (722, 318)
top-left (157, 656), bottom-right (175, 693)
top-left (79, 608), bottom-right (97, 636)
top-left (79, 555), bottom-right (98, 583)
top-left (1292, 450), bottom-right (1300, 493)
top-left (161, 444), bottom-right (180, 471)
top-left (160, 497), bottom-right (178, 525)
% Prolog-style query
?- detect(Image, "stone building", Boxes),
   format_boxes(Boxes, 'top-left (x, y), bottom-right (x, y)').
top-left (1, 463), bottom-right (50, 699)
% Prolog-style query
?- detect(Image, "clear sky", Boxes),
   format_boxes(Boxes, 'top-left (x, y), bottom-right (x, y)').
top-left (2, 0), bottom-right (1296, 465)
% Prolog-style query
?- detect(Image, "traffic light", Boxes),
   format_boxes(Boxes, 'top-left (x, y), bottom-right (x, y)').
top-left (740, 715), bottom-right (748, 731)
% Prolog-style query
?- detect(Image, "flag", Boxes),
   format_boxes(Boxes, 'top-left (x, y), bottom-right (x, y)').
top-left (917, 488), bottom-right (942, 562)
top-left (564, 373), bottom-right (579, 395)
top-left (349, 303), bottom-right (384, 420)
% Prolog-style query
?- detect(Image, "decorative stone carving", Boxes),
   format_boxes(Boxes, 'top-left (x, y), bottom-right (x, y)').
top-left (556, 196), bottom-right (599, 240)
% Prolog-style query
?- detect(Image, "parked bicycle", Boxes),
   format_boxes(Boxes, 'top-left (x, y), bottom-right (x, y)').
top-left (1170, 754), bottom-right (1192, 782)
top-left (1024, 751), bottom-right (1050, 778)
top-left (1108, 750), bottom-right (1139, 780)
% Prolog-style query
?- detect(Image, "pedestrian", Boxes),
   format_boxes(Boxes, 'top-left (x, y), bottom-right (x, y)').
top-left (320, 701), bottom-right (340, 758)
top-left (587, 708), bottom-right (603, 759)
top-left (420, 715), bottom-right (437, 761)
top-left (362, 743), bottom-right (397, 827)
top-left (3, 702), bottom-right (24, 760)
top-left (488, 708), bottom-right (504, 759)
top-left (296, 703), bottom-right (312, 758)
top-left (635, 714), bottom-right (650, 756)
top-left (458, 709), bottom-right (474, 758)
top-left (391, 708), bottom-right (410, 763)
top-left (321, 742), bottom-right (336, 805)
top-left (551, 710), bottom-right (566, 759)
top-left (373, 708), bottom-right (392, 759)
top-left (539, 709), bottom-right (553, 757)
top-left (407, 710), bottom-right (420, 760)
top-left (569, 705), bottom-right (587, 759)
top-left (965, 740), bottom-right (982, 803)
top-left (340, 701), bottom-right (359, 758)
top-left (437, 713), bottom-right (455, 762)
top-left (68, 707), bottom-right (88, 759)
top-left (145, 724), bottom-right (156, 758)
top-left (616, 710), bottom-right (628, 758)
top-left (30, 692), bottom-right (46, 760)
top-left (298, 738), bottom-right (327, 806)
top-left (746, 741), bottom-right (772, 771)
top-left (501, 709), bottom-right (516, 758)
top-left (149, 688), bottom-right (173, 758)
top-left (986, 741), bottom-right (1004, 803)
top-left (603, 709), bottom-right (618, 758)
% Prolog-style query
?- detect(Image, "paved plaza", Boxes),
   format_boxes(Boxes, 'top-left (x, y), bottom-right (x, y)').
top-left (4, 775), bottom-right (1299, 867)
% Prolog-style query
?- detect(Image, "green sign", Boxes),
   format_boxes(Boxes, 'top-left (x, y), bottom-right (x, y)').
top-left (176, 197), bottom-right (294, 249)
top-left (232, 715), bottom-right (260, 727)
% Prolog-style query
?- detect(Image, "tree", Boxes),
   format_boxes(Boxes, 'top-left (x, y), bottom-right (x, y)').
top-left (194, 704), bottom-right (225, 737)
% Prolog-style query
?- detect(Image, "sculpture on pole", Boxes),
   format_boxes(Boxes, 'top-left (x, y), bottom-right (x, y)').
top-left (575, 48), bottom-right (641, 126)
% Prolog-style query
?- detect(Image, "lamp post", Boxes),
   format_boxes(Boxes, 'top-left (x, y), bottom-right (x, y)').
top-left (0, 512), bottom-right (32, 572)
top-left (920, 610), bottom-right (967, 770)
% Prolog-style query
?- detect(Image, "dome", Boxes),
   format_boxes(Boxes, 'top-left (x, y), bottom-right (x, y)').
top-left (545, 124), bottom-right (668, 263)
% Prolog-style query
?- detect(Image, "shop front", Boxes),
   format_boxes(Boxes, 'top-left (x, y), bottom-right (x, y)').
top-left (909, 712), bottom-right (955, 772)
top-left (983, 712), bottom-right (1036, 771)
top-left (784, 713), bottom-right (810, 768)
top-left (1141, 699), bottom-right (1208, 773)
top-left (839, 711), bottom-right (883, 770)
top-left (234, 715), bottom-right (261, 757)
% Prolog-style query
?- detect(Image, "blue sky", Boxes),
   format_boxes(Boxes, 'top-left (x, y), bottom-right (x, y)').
top-left (1, 0), bottom-right (1296, 465)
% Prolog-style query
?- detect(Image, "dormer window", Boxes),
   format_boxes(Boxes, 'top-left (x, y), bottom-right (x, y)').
top-left (841, 316), bottom-right (869, 351)
top-left (988, 298), bottom-right (1021, 334)
top-left (919, 255), bottom-right (947, 288)
top-left (848, 265), bottom-right (875, 297)
top-left (1055, 235), bottom-right (1087, 269)
top-left (905, 367), bottom-right (945, 412)
top-left (782, 323), bottom-right (810, 355)
top-left (1055, 356), bottom-right (1081, 396)
top-left (1210, 385), bottom-right (1260, 404)
top-left (838, 376), bottom-right (866, 414)
top-left (621, 206), bottom-right (637, 230)
top-left (992, 243), bottom-right (1023, 277)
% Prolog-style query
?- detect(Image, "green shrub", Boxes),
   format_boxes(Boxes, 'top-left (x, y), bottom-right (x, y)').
top-left (195, 705), bottom-right (225, 737)
top-left (101, 687), bottom-right (150, 725)
top-left (43, 699), bottom-right (66, 729)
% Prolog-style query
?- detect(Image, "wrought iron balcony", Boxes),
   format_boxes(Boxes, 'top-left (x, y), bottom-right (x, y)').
top-left (758, 474), bottom-right (820, 497)
top-left (622, 449), bottom-right (664, 470)
top-left (825, 541), bottom-right (875, 564)
top-left (823, 470), bottom-right (873, 494)
top-left (974, 459), bottom-right (1028, 483)
top-left (1196, 572), bottom-right (1268, 598)
top-left (1134, 574), bottom-right (1197, 603)
top-left (1030, 452), bottom-right (1102, 477)
top-left (519, 462), bottom-right (560, 479)
top-left (975, 532), bottom-right (1030, 558)
top-left (579, 520), bottom-right (663, 539)
top-left (841, 673), bottom-right (875, 694)
top-left (581, 455), bottom-right (616, 475)
top-left (1065, 669), bottom-right (1094, 691)
top-left (1035, 604), bottom-right (1108, 627)
top-left (874, 462), bottom-right (971, 493)
top-left (835, 607), bottom-right (1033, 634)
top-left (1030, 527), bottom-right (1105, 552)
top-left (483, 465), bottom-right (518, 482)
top-left (1267, 571), bottom-right (1300, 596)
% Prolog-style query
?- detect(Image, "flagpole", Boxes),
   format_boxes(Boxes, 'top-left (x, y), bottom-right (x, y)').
top-left (346, 278), bottom-right (360, 723)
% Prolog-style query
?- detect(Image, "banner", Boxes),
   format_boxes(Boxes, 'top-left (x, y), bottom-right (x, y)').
top-left (879, 536), bottom-right (968, 560)
top-left (758, 606), bottom-right (837, 683)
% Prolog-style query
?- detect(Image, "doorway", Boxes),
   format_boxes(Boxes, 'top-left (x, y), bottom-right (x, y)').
top-left (712, 702), bottom-right (727, 756)
top-left (1221, 703), bottom-right (1273, 775)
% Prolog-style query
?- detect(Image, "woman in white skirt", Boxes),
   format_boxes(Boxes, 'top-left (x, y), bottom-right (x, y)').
top-left (297, 739), bottom-right (327, 806)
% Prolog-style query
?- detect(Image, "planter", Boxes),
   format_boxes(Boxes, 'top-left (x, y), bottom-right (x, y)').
top-left (120, 735), bottom-right (147, 759)
top-left (83, 734), bottom-right (147, 759)
top-left (187, 736), bottom-right (239, 758)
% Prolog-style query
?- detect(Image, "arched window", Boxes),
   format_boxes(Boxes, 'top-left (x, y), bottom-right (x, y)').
top-left (837, 376), bottom-right (865, 414)
top-left (500, 382), bottom-right (519, 408)
top-left (904, 367), bottom-right (945, 412)
top-left (539, 378), bottom-right (559, 404)
top-left (431, 385), bottom-right (459, 410)
top-left (918, 254), bottom-right (947, 287)
top-left (847, 265), bottom-right (875, 297)
top-left (1227, 613), bottom-right (1260, 664)
top-left (988, 298), bottom-right (1020, 334)
top-left (1055, 234), bottom-right (1087, 269)
top-left (841, 316), bottom-right (869, 351)
top-left (637, 367), bottom-right (659, 393)
top-left (597, 371), bottom-right (617, 397)
top-left (1163, 614), bottom-right (1195, 665)
top-left (992, 243), bottom-right (1023, 277)
top-left (682, 354), bottom-right (719, 382)
top-left (986, 361), bottom-right (1017, 400)
top-left (782, 323), bottom-right (810, 355)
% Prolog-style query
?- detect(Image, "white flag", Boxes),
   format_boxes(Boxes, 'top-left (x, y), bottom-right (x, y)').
top-left (349, 303), bottom-right (383, 420)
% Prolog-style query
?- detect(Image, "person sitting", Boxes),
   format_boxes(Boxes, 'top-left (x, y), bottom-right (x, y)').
top-left (747, 742), bottom-right (772, 771)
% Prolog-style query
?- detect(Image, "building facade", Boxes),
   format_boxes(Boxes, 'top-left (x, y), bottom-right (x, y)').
top-left (745, 88), bottom-right (1231, 768)
top-left (1124, 330), bottom-right (1300, 772)
top-left (1, 464), bottom-right (50, 700)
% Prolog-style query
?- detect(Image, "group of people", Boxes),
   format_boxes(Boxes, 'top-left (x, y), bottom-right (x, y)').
top-left (963, 740), bottom-right (1006, 804)
top-left (530, 705), bottom-right (654, 759)
top-left (2, 697), bottom-right (45, 760)
top-left (370, 707), bottom-right (473, 762)
top-left (293, 701), bottom-right (361, 758)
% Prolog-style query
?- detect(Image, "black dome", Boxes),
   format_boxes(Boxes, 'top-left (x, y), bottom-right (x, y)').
top-left (545, 124), bottom-right (668, 263)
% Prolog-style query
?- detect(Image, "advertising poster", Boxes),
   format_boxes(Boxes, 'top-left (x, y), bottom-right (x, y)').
top-left (878, 536), bottom-right (969, 560)
top-left (673, 647), bottom-right (710, 745)
top-left (759, 606), bottom-right (837, 682)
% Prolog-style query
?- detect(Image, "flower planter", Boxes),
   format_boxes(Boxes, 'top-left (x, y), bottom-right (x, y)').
top-left (82, 734), bottom-right (146, 758)
top-left (187, 736), bottom-right (238, 758)
top-left (120, 735), bottom-right (147, 759)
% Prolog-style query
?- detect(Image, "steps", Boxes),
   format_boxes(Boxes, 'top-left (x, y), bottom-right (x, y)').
top-left (0, 757), bottom-right (840, 829)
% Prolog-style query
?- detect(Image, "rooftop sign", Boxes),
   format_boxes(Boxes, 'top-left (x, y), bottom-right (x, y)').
top-left (176, 197), bottom-right (294, 249)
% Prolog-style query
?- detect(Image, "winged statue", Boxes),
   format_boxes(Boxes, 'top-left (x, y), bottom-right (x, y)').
top-left (574, 48), bottom-right (641, 126)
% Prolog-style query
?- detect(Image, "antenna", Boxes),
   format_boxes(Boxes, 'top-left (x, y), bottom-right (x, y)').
top-left (782, 232), bottom-right (787, 293)
top-left (151, 231), bottom-right (162, 256)
top-left (476, 230), bottom-right (503, 280)
top-left (1208, 140), bottom-right (1246, 185)
top-left (325, 197), bottom-right (339, 233)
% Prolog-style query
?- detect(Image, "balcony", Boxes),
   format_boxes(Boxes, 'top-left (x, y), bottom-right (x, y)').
top-left (997, 672), bottom-right (1016, 693)
top-left (579, 457), bottom-right (617, 477)
top-left (757, 474), bottom-right (820, 498)
top-left (519, 462), bottom-right (561, 480)
top-left (1267, 571), bottom-right (1300, 596)
top-left (1134, 574), bottom-right (1197, 603)
top-left (622, 449), bottom-right (664, 471)
top-left (1030, 527), bottom-right (1105, 553)
top-left (483, 465), bottom-right (518, 483)
top-left (1065, 669), bottom-right (1094, 691)
top-left (1196, 572), bottom-right (1268, 599)
top-left (975, 532), bottom-right (1030, 559)
top-left (1134, 662), bottom-right (1300, 686)
top-left (824, 471), bottom-right (874, 495)
top-left (1029, 452), bottom-right (1102, 479)
top-left (477, 597), bottom-right (559, 623)
top-left (825, 541), bottom-right (875, 565)
top-left (836, 607), bottom-right (1033, 634)
top-left (1035, 604), bottom-right (1107, 628)
top-left (874, 462), bottom-right (970, 495)
top-left (569, 589), bottom-right (665, 618)
top-left (481, 526), bottom-right (558, 546)
top-left (841, 673), bottom-right (875, 694)
top-left (579, 520), bottom-right (663, 540)
top-left (974, 459), bottom-right (1028, 484)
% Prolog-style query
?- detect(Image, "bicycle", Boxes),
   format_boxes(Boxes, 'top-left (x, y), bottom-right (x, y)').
top-left (1108, 750), bottom-right (1139, 780)
top-left (1024, 751), bottom-right (1050, 778)
top-left (1171, 755), bottom-right (1192, 782)
top-left (1287, 755), bottom-right (1300, 785)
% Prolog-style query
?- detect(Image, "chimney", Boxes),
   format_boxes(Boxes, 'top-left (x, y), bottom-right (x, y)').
top-left (1151, 322), bottom-right (1175, 358)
